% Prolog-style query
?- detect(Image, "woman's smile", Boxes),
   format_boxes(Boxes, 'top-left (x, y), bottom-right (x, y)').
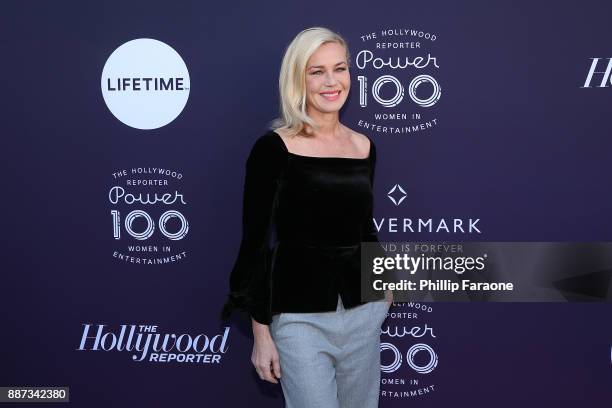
top-left (319, 90), bottom-right (341, 101)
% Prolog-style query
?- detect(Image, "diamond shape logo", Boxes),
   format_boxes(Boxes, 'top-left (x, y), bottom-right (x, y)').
top-left (387, 184), bottom-right (407, 206)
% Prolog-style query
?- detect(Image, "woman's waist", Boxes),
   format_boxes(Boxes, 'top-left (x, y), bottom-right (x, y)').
top-left (272, 240), bottom-right (362, 266)
top-left (277, 239), bottom-right (361, 250)
top-left (275, 225), bottom-right (364, 248)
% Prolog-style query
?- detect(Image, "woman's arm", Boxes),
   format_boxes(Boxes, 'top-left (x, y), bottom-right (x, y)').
top-left (221, 133), bottom-right (283, 383)
top-left (221, 133), bottom-right (283, 325)
top-left (361, 138), bottom-right (393, 304)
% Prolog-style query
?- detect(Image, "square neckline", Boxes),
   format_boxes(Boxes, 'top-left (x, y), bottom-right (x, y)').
top-left (270, 130), bottom-right (372, 161)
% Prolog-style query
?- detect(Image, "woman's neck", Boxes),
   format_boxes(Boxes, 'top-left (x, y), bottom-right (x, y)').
top-left (303, 110), bottom-right (344, 139)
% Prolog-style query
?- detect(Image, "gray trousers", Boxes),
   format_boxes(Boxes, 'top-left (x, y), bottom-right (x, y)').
top-left (270, 295), bottom-right (390, 408)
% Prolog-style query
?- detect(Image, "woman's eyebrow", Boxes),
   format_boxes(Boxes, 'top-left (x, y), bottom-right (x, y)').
top-left (308, 61), bottom-right (347, 69)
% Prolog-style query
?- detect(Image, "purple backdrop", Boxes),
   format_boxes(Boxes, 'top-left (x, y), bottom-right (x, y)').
top-left (2, 0), bottom-right (611, 406)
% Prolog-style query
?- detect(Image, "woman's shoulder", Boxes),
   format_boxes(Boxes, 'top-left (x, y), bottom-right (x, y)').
top-left (245, 129), bottom-right (288, 175)
top-left (248, 129), bottom-right (287, 157)
top-left (344, 127), bottom-right (376, 160)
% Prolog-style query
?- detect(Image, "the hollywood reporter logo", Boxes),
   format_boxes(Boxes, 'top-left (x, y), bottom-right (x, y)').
top-left (581, 58), bottom-right (612, 88)
top-left (77, 324), bottom-right (229, 364)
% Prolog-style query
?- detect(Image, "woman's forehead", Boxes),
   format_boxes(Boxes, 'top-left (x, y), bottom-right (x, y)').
top-left (308, 43), bottom-right (347, 67)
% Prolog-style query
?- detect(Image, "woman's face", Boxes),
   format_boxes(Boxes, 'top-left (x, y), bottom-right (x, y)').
top-left (304, 41), bottom-right (350, 115)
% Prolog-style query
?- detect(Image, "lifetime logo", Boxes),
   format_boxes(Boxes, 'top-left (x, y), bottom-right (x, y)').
top-left (582, 58), bottom-right (612, 88)
top-left (106, 77), bottom-right (187, 91)
top-left (101, 38), bottom-right (190, 130)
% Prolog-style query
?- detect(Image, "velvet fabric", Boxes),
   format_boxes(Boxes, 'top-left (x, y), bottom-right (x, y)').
top-left (220, 130), bottom-right (381, 325)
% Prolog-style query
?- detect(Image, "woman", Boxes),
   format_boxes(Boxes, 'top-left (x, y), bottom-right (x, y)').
top-left (221, 26), bottom-right (392, 408)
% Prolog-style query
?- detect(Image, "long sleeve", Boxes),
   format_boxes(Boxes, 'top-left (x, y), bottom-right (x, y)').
top-left (361, 138), bottom-right (379, 243)
top-left (360, 138), bottom-right (390, 300)
top-left (220, 134), bottom-right (284, 325)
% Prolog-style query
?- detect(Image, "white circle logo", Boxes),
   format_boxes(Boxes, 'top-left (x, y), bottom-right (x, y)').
top-left (101, 38), bottom-right (190, 130)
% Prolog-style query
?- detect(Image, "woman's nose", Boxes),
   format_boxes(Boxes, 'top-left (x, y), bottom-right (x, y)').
top-left (324, 72), bottom-right (338, 86)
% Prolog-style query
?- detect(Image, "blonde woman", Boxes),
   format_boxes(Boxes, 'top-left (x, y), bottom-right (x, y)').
top-left (221, 26), bottom-right (392, 408)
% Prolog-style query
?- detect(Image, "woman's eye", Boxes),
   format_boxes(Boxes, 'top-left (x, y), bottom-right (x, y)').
top-left (311, 67), bottom-right (346, 75)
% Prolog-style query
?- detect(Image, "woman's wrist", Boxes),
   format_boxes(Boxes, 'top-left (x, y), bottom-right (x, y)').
top-left (252, 317), bottom-right (271, 338)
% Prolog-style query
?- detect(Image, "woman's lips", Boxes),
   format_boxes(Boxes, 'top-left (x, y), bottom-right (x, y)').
top-left (320, 90), bottom-right (341, 101)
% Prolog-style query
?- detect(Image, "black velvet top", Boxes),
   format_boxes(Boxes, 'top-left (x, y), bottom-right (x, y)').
top-left (220, 130), bottom-right (381, 325)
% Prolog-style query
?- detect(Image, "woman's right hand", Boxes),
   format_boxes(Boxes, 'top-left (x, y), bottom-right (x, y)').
top-left (251, 319), bottom-right (282, 384)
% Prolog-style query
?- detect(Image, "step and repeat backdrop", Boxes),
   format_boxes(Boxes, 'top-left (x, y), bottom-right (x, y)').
top-left (2, 0), bottom-right (612, 406)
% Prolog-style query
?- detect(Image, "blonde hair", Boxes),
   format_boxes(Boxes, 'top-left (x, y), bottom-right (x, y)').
top-left (269, 27), bottom-right (350, 137)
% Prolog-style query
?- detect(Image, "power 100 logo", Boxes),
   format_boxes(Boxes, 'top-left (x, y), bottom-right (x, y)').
top-left (353, 28), bottom-right (440, 136)
top-left (380, 302), bottom-right (438, 400)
